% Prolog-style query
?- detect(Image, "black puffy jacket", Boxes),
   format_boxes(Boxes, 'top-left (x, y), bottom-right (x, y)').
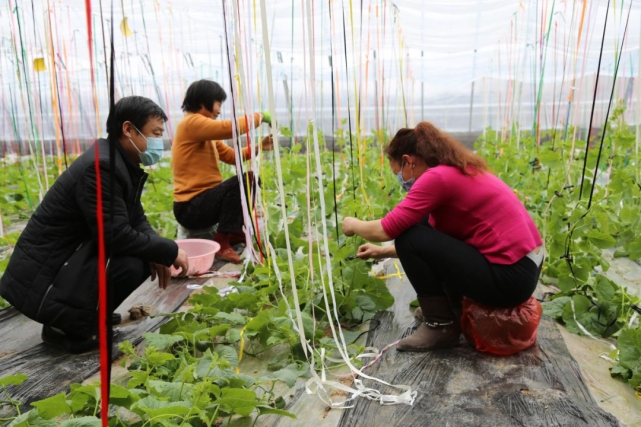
top-left (0, 139), bottom-right (177, 331)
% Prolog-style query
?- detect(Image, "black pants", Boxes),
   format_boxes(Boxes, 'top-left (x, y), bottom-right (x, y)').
top-left (174, 173), bottom-right (256, 234)
top-left (395, 222), bottom-right (541, 308)
top-left (107, 256), bottom-right (151, 309)
top-left (52, 243), bottom-right (149, 336)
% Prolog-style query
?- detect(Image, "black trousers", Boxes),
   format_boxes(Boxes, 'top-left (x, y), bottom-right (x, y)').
top-left (173, 173), bottom-right (256, 234)
top-left (395, 221), bottom-right (541, 308)
top-left (52, 242), bottom-right (149, 337)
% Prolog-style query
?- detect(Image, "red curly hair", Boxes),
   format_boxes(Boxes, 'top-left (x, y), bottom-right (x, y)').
top-left (385, 122), bottom-right (488, 176)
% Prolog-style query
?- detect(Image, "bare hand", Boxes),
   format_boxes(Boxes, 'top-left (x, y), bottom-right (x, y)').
top-left (172, 249), bottom-right (189, 278)
top-left (261, 135), bottom-right (274, 151)
top-left (342, 217), bottom-right (358, 237)
top-left (150, 262), bottom-right (171, 290)
top-left (357, 243), bottom-right (385, 260)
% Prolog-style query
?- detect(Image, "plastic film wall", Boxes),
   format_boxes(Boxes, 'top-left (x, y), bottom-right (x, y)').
top-left (1, 0), bottom-right (641, 152)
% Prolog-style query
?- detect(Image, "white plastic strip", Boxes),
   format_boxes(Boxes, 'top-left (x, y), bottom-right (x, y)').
top-left (628, 311), bottom-right (639, 328)
top-left (232, 0), bottom-right (262, 257)
top-left (224, 0), bottom-right (261, 264)
top-left (304, 0), bottom-right (415, 406)
top-left (259, 0), bottom-right (309, 357)
top-left (269, 241), bottom-right (413, 408)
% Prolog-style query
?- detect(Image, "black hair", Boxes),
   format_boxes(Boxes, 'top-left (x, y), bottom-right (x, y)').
top-left (106, 96), bottom-right (167, 141)
top-left (181, 80), bottom-right (227, 113)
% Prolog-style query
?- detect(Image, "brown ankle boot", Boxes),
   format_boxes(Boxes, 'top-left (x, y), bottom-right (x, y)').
top-left (398, 296), bottom-right (461, 352)
top-left (444, 288), bottom-right (463, 320)
top-left (414, 288), bottom-right (463, 321)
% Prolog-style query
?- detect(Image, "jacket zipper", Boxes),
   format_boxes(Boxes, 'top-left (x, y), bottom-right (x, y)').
top-left (129, 175), bottom-right (145, 220)
top-left (36, 284), bottom-right (54, 322)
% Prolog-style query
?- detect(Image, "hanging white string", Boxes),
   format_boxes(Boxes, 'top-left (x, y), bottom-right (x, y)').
top-left (258, 0), bottom-right (309, 358)
top-left (303, 0), bottom-right (415, 406)
top-left (223, 0), bottom-right (263, 264)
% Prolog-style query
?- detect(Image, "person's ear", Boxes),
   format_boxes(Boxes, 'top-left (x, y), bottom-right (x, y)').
top-left (122, 121), bottom-right (134, 139)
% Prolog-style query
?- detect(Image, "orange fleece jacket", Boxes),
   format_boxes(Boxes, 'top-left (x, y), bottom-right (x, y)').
top-left (172, 112), bottom-right (262, 202)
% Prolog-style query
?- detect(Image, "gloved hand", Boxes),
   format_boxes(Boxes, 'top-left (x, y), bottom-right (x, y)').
top-left (261, 111), bottom-right (272, 125)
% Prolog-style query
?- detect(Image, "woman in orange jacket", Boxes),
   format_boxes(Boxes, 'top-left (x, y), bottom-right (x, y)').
top-left (172, 80), bottom-right (273, 263)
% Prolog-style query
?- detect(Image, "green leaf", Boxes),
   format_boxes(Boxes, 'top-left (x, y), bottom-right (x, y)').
top-left (142, 333), bottom-right (185, 350)
top-left (557, 274), bottom-right (576, 292)
top-left (333, 245), bottom-right (354, 263)
top-left (8, 411), bottom-right (56, 427)
top-left (159, 318), bottom-right (180, 335)
top-left (69, 384), bottom-right (98, 400)
top-left (340, 330), bottom-right (362, 345)
top-left (538, 149), bottom-right (562, 168)
top-left (0, 373), bottom-right (28, 387)
top-left (209, 324), bottom-right (231, 338)
top-left (195, 349), bottom-right (221, 379)
top-left (127, 371), bottom-right (149, 389)
top-left (109, 384), bottom-right (138, 410)
top-left (617, 328), bottom-right (641, 371)
top-left (587, 230), bottom-right (616, 249)
top-left (264, 362), bottom-right (309, 387)
top-left (214, 311), bottom-right (247, 325)
top-left (561, 295), bottom-right (591, 335)
top-left (246, 309), bottom-right (273, 331)
top-left (221, 292), bottom-right (259, 311)
top-left (216, 345), bottom-right (239, 369)
top-left (229, 374), bottom-right (256, 389)
top-left (542, 296), bottom-right (570, 320)
top-left (257, 406), bottom-right (297, 419)
top-left (595, 275), bottom-right (616, 303)
top-left (59, 417), bottom-right (102, 427)
top-left (133, 396), bottom-right (192, 419)
top-left (214, 388), bottom-right (258, 417)
top-left (228, 328), bottom-right (242, 344)
top-left (630, 363), bottom-right (641, 388)
top-left (148, 380), bottom-right (195, 401)
top-left (69, 392), bottom-right (92, 414)
top-left (189, 292), bottom-right (221, 307)
top-left (274, 396), bottom-right (286, 409)
top-left (619, 205), bottom-right (637, 225)
top-left (628, 238), bottom-right (641, 260)
top-left (147, 352), bottom-right (176, 366)
top-left (30, 392), bottom-right (72, 419)
top-left (610, 365), bottom-right (631, 380)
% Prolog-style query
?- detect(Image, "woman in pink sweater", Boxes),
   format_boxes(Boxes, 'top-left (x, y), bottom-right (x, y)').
top-left (342, 122), bottom-right (543, 352)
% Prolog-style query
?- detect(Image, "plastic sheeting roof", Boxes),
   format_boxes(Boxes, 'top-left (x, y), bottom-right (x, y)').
top-left (1, 0), bottom-right (640, 140)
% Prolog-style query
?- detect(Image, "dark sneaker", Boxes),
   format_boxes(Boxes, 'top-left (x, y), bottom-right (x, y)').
top-left (112, 312), bottom-right (122, 325)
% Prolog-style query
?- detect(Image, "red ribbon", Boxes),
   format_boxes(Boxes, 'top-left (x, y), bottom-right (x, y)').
top-left (84, 1), bottom-right (109, 425)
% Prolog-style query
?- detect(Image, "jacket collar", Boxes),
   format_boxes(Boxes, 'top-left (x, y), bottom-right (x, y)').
top-left (100, 138), bottom-right (147, 181)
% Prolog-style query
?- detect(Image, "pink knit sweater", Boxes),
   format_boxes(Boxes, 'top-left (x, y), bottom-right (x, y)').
top-left (381, 165), bottom-right (542, 265)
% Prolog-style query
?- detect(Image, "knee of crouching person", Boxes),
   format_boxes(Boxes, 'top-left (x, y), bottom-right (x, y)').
top-left (109, 256), bottom-right (147, 283)
top-left (394, 228), bottom-right (416, 260)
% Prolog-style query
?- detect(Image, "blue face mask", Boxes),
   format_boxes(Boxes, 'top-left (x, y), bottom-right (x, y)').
top-left (397, 162), bottom-right (415, 192)
top-left (129, 124), bottom-right (163, 166)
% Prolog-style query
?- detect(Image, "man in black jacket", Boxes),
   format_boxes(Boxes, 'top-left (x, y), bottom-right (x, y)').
top-left (0, 96), bottom-right (189, 353)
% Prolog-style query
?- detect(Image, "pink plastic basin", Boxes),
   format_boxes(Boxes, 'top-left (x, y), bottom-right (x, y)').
top-left (170, 239), bottom-right (221, 277)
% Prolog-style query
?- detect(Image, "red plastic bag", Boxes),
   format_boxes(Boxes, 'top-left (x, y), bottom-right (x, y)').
top-left (461, 296), bottom-right (542, 355)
